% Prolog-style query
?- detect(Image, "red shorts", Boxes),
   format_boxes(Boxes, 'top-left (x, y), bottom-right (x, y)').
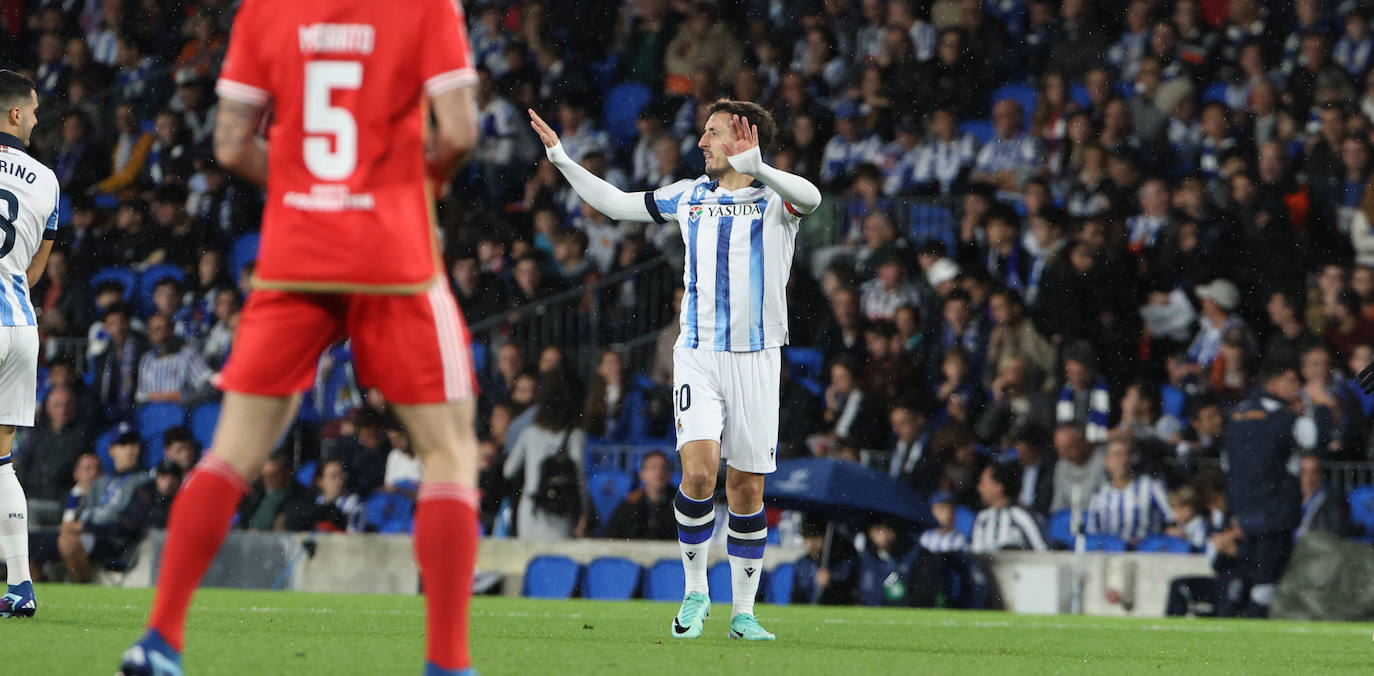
top-left (217, 281), bottom-right (475, 404)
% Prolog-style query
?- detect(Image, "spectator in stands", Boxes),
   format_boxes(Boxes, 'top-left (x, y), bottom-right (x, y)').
top-left (1163, 486), bottom-right (1209, 552)
top-left (191, 153), bottom-right (262, 247)
top-left (239, 455), bottom-right (311, 532)
top-left (977, 356), bottom-right (1053, 450)
top-left (509, 255), bottom-right (557, 307)
top-left (1007, 424), bottom-right (1056, 517)
top-left (1050, 423), bottom-right (1104, 513)
top-left (1324, 290), bottom-right (1374, 363)
top-left (286, 460), bottom-right (361, 533)
top-left (918, 27), bottom-right (982, 120)
top-left (551, 230), bottom-right (595, 284)
top-left (1056, 341), bottom-right (1110, 444)
top-left (382, 421), bottom-right (421, 499)
top-left (55, 432), bottom-right (147, 582)
top-left (1083, 438), bottom-right (1174, 546)
top-left (90, 304), bottom-right (145, 421)
top-left (107, 197), bottom-right (161, 268)
top-left (815, 287), bottom-right (867, 365)
top-left (504, 373), bottom-right (589, 540)
top-left (928, 289), bottom-right (985, 387)
top-left (970, 461), bottom-right (1049, 552)
top-left (33, 248), bottom-right (91, 343)
top-left (450, 247), bottom-right (507, 325)
top-left (16, 385), bottom-right (91, 506)
top-left (53, 109), bottom-right (107, 196)
top-left (140, 459), bottom-right (183, 531)
top-left (984, 289), bottom-right (1055, 391)
top-left (820, 105), bottom-right (880, 189)
top-left (931, 423), bottom-right (985, 508)
top-left (330, 409), bottom-right (389, 499)
top-left (92, 102), bottom-right (153, 199)
top-left (791, 516), bottom-right (860, 605)
top-left (1265, 290), bottom-right (1320, 366)
top-left (114, 33), bottom-right (164, 119)
top-left (662, 3), bottom-right (742, 96)
top-left (161, 426), bottom-right (199, 474)
top-left (150, 185), bottom-right (202, 269)
top-left (143, 109), bottom-right (190, 189)
top-left (856, 516), bottom-right (924, 607)
top-left (134, 314), bottom-right (213, 406)
top-left (888, 403), bottom-right (937, 494)
top-left (813, 357), bottom-right (888, 453)
top-left (1296, 454), bottom-right (1352, 539)
top-left (604, 450), bottom-right (675, 540)
top-left (199, 287), bottom-right (240, 369)
top-left (860, 250), bottom-right (922, 323)
top-left (971, 100), bottom-right (1042, 193)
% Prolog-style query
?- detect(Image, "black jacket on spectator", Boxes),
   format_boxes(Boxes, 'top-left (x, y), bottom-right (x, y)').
top-left (792, 537), bottom-right (860, 605)
top-left (603, 488), bottom-right (675, 540)
top-left (16, 421), bottom-right (91, 502)
top-left (331, 437), bottom-right (388, 498)
top-left (778, 376), bottom-right (822, 460)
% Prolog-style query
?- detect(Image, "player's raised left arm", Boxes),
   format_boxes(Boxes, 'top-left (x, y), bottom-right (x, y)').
top-left (213, 99), bottom-right (269, 187)
top-left (721, 114), bottom-right (822, 215)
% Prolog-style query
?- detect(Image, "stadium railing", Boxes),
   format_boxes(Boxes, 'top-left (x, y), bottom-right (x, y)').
top-left (801, 194), bottom-right (963, 254)
top-left (467, 255), bottom-right (676, 383)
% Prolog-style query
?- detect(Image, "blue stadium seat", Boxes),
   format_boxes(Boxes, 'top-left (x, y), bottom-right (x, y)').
top-left (1347, 486), bottom-right (1374, 535)
top-left (586, 468), bottom-right (634, 528)
top-left (796, 376), bottom-right (824, 399)
top-left (89, 267), bottom-right (137, 307)
top-left (908, 203), bottom-right (956, 253)
top-left (641, 559), bottom-right (686, 602)
top-left (1048, 509), bottom-right (1074, 548)
top-left (137, 264), bottom-right (186, 316)
top-left (1136, 535), bottom-right (1193, 554)
top-left (1069, 83), bottom-right (1091, 109)
top-left (189, 401), bottom-right (220, 450)
top-left (1083, 535), bottom-right (1128, 552)
top-left (707, 560), bottom-right (732, 603)
top-left (603, 82), bottom-right (654, 148)
top-left (783, 347), bottom-right (825, 382)
top-left (297, 460), bottom-right (318, 488)
top-left (765, 562), bottom-right (794, 605)
top-left (957, 120), bottom-right (995, 145)
top-left (470, 341), bottom-right (489, 384)
top-left (954, 506), bottom-right (976, 539)
top-left (1160, 385), bottom-right (1187, 421)
top-left (991, 83), bottom-right (1037, 129)
top-left (523, 555), bottom-right (581, 599)
top-left (582, 557), bottom-right (641, 600)
top-left (1202, 82), bottom-right (1228, 104)
top-left (94, 425), bottom-right (124, 474)
top-left (363, 492), bottom-right (415, 533)
top-left (136, 403), bottom-right (188, 468)
top-left (230, 233), bottom-right (260, 282)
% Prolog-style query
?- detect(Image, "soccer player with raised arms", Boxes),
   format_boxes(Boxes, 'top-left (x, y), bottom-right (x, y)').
top-left (530, 99), bottom-right (821, 641)
top-left (0, 70), bottom-right (58, 620)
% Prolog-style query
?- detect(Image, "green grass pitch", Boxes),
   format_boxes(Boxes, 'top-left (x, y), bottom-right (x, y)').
top-left (8, 584), bottom-right (1374, 674)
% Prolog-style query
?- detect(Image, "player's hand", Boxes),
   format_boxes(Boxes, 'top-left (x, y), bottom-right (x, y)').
top-left (719, 114), bottom-right (759, 157)
top-left (528, 109), bottom-right (560, 148)
top-left (1360, 361), bottom-right (1374, 394)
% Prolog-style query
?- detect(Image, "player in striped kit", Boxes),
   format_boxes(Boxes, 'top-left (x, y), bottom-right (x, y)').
top-left (0, 71), bottom-right (58, 619)
top-left (1083, 438), bottom-right (1175, 545)
top-left (530, 98), bottom-right (821, 641)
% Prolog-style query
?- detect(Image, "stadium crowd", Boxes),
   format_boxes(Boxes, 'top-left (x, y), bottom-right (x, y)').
top-left (6, 0), bottom-right (1374, 614)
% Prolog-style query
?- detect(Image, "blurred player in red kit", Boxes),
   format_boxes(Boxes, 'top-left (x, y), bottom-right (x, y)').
top-left (118, 1), bottom-right (482, 674)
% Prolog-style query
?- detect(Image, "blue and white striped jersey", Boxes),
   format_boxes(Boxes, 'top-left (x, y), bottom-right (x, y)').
top-left (918, 528), bottom-right (970, 553)
top-left (1084, 476), bottom-right (1175, 542)
top-left (647, 176), bottom-right (800, 352)
top-left (0, 134), bottom-right (59, 328)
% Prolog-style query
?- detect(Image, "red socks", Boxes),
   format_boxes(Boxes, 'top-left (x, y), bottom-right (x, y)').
top-left (414, 482), bottom-right (481, 671)
top-left (147, 454), bottom-right (248, 652)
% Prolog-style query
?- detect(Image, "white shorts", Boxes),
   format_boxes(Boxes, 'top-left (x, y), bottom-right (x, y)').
top-left (672, 346), bottom-right (781, 474)
top-left (0, 324), bottom-right (36, 427)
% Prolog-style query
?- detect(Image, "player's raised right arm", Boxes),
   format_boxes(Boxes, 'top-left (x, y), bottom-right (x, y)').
top-left (528, 108), bottom-right (654, 222)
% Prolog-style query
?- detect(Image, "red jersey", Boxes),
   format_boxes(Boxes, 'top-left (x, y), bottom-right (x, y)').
top-left (216, 0), bottom-right (476, 292)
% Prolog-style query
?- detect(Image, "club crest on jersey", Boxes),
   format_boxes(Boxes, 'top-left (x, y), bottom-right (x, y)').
top-left (689, 205), bottom-right (703, 220)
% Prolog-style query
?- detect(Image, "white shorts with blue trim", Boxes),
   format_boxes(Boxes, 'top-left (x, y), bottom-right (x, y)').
top-left (0, 324), bottom-right (37, 426)
top-left (672, 346), bottom-right (780, 474)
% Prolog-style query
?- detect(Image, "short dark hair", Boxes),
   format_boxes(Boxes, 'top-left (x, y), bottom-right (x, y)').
top-left (989, 462), bottom-right (1023, 500)
top-left (705, 98), bottom-right (778, 153)
top-left (0, 70), bottom-right (34, 112)
top-left (162, 425), bottom-right (198, 451)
